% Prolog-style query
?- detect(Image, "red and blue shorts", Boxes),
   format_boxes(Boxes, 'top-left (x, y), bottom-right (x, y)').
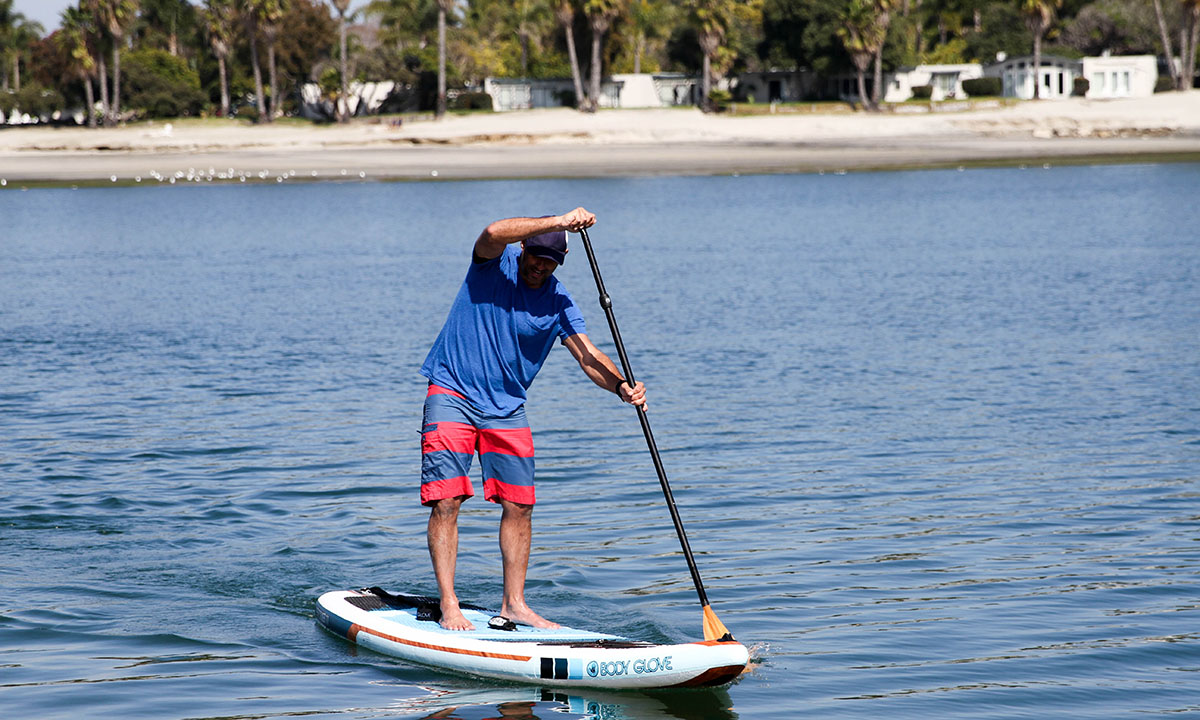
top-left (420, 384), bottom-right (536, 507)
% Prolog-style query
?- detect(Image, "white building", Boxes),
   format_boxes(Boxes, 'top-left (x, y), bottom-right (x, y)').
top-left (1081, 54), bottom-right (1157, 98)
top-left (883, 63), bottom-right (984, 102)
top-left (482, 73), bottom-right (698, 112)
top-left (734, 70), bottom-right (817, 103)
top-left (983, 54), bottom-right (1158, 100)
top-left (985, 55), bottom-right (1082, 99)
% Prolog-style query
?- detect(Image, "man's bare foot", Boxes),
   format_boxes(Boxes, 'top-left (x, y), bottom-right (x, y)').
top-left (439, 601), bottom-right (476, 631)
top-left (500, 601), bottom-right (560, 629)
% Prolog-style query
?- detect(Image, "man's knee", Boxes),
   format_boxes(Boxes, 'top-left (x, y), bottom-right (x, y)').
top-left (429, 495), bottom-right (468, 519)
top-left (497, 498), bottom-right (533, 515)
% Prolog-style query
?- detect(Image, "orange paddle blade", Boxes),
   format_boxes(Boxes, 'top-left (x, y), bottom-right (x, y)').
top-left (702, 604), bottom-right (734, 642)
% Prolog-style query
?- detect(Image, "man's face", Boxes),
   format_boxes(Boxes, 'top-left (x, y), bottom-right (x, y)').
top-left (518, 249), bottom-right (558, 289)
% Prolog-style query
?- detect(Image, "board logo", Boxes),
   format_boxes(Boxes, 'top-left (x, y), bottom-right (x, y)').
top-left (586, 656), bottom-right (673, 677)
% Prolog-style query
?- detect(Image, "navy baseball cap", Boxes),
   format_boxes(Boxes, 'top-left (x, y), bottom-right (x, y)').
top-left (524, 230), bottom-right (568, 265)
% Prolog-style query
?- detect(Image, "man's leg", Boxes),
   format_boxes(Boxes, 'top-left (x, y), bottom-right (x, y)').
top-left (497, 498), bottom-right (559, 629)
top-left (427, 495), bottom-right (475, 631)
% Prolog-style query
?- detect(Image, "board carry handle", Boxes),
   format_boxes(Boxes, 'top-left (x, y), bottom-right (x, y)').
top-left (577, 227), bottom-right (734, 643)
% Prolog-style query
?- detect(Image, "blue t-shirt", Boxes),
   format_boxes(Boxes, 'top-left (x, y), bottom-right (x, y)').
top-left (420, 246), bottom-right (587, 415)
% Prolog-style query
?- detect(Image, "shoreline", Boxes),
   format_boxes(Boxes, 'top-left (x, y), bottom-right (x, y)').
top-left (2, 94), bottom-right (1198, 185)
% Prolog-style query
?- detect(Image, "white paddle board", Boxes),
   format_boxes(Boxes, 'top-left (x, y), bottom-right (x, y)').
top-left (316, 587), bottom-right (748, 689)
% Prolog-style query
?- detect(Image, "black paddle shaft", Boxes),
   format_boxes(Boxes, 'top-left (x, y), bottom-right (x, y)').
top-left (577, 227), bottom-right (711, 609)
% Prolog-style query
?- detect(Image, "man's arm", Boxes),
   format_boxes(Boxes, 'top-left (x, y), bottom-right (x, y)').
top-left (474, 207), bottom-right (596, 260)
top-left (563, 334), bottom-right (647, 407)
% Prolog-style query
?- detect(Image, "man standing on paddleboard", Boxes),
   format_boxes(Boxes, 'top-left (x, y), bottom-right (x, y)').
top-left (419, 207), bottom-right (647, 631)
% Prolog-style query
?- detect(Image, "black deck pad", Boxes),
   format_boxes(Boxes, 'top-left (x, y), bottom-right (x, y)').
top-left (359, 586), bottom-right (493, 622)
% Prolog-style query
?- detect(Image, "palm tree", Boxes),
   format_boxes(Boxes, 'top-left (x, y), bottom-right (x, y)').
top-left (10, 17), bottom-right (44, 92)
top-left (242, 0), bottom-right (283, 121)
top-left (514, 0), bottom-right (553, 76)
top-left (838, 0), bottom-right (886, 111)
top-left (0, 0), bottom-right (19, 91)
top-left (687, 0), bottom-right (729, 112)
top-left (202, 0), bottom-right (236, 117)
top-left (583, 0), bottom-right (621, 112)
top-left (59, 5), bottom-right (99, 126)
top-left (870, 0), bottom-right (896, 107)
top-left (1152, 0), bottom-right (1181, 89)
top-left (1, 1), bottom-right (43, 94)
top-left (628, 0), bottom-right (667, 74)
top-left (261, 0), bottom-right (286, 119)
top-left (555, 0), bottom-right (585, 109)
top-left (1177, 0), bottom-right (1200, 91)
top-left (435, 0), bottom-right (452, 119)
top-left (79, 0), bottom-right (108, 120)
top-left (330, 0), bottom-right (352, 121)
top-left (97, 0), bottom-right (140, 125)
top-left (1017, 0), bottom-right (1060, 99)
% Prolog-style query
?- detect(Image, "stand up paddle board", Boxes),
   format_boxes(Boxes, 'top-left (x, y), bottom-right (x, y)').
top-left (316, 587), bottom-right (748, 689)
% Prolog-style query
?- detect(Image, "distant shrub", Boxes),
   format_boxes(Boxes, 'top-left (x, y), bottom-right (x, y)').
top-left (1072, 77), bottom-right (1089, 96)
top-left (707, 88), bottom-right (732, 111)
top-left (911, 85), bottom-right (933, 100)
top-left (962, 77), bottom-right (1002, 97)
top-left (1154, 76), bottom-right (1175, 93)
top-left (2, 83), bottom-right (66, 119)
top-left (123, 48), bottom-right (205, 118)
top-left (452, 92), bottom-right (493, 111)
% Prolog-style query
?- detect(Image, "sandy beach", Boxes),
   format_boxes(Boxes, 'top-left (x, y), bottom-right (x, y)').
top-left (1, 92), bottom-right (1198, 183)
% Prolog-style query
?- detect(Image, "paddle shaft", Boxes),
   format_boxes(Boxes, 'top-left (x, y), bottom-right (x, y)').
top-left (577, 227), bottom-right (711, 609)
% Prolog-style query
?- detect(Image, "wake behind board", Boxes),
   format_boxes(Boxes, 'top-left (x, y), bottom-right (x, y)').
top-left (316, 588), bottom-right (748, 689)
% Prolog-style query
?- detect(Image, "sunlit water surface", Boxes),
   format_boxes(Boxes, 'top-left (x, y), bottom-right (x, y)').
top-left (2, 164), bottom-right (1199, 719)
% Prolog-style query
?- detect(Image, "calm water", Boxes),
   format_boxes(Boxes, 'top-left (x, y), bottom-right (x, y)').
top-left (2, 164), bottom-right (1198, 720)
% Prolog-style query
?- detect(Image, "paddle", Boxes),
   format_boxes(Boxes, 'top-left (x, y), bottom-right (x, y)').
top-left (577, 226), bottom-right (735, 643)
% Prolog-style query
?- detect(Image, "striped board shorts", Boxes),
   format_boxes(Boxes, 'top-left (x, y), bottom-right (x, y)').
top-left (420, 384), bottom-right (536, 506)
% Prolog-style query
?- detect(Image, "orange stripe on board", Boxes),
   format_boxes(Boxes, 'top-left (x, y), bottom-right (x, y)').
top-left (350, 623), bottom-right (532, 662)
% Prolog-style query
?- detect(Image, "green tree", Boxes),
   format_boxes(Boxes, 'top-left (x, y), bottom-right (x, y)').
top-left (436, 0), bottom-right (453, 118)
top-left (82, 0), bottom-right (111, 121)
top-left (1181, 0), bottom-right (1200, 89)
top-left (201, 0), bottom-right (236, 116)
top-left (870, 0), bottom-right (896, 106)
top-left (963, 1), bottom-right (1030, 62)
top-left (96, 0), bottom-right (140, 124)
top-left (137, 0), bottom-right (198, 56)
top-left (1018, 0), bottom-right (1062, 99)
top-left (1061, 0), bottom-right (1161, 56)
top-left (122, 46), bottom-right (205, 115)
top-left (242, 0), bottom-right (285, 121)
top-left (330, 0), bottom-right (352, 120)
top-left (761, 0), bottom-right (847, 78)
top-left (1154, 0), bottom-right (1199, 89)
top-left (628, 0), bottom-right (670, 73)
top-left (58, 5), bottom-right (99, 125)
top-left (583, 0), bottom-right (623, 111)
top-left (514, 0), bottom-right (554, 75)
top-left (555, 0), bottom-right (585, 107)
top-left (838, 0), bottom-right (887, 109)
top-left (272, 0), bottom-right (337, 113)
top-left (1, 1), bottom-right (44, 93)
top-left (686, 0), bottom-right (730, 111)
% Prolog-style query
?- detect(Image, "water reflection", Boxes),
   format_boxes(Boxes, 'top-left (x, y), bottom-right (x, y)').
top-left (392, 684), bottom-right (738, 720)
